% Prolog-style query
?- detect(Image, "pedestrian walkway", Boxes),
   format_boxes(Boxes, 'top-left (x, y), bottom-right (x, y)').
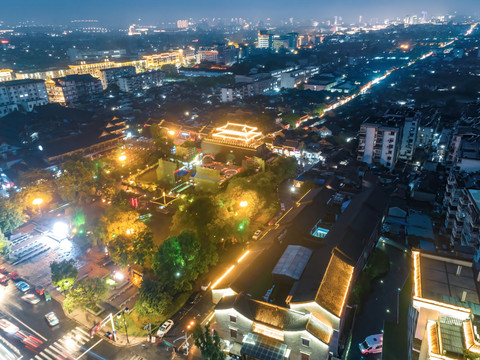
top-left (31, 326), bottom-right (92, 360)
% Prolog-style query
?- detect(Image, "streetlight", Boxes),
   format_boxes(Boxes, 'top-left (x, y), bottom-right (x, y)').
top-left (117, 308), bottom-right (130, 344)
top-left (32, 198), bottom-right (43, 216)
top-left (118, 154), bottom-right (127, 162)
top-left (239, 200), bottom-right (248, 208)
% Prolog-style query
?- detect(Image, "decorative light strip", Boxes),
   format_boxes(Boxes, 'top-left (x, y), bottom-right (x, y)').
top-left (211, 265), bottom-right (235, 289)
top-left (252, 322), bottom-right (285, 341)
top-left (413, 251), bottom-right (422, 298)
top-left (463, 320), bottom-right (480, 354)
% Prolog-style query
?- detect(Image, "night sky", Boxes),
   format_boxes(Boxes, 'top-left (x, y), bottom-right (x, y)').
top-left (1, 0), bottom-right (478, 25)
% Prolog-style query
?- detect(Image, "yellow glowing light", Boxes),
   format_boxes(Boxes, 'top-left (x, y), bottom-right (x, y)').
top-left (211, 123), bottom-right (262, 144)
top-left (211, 265), bottom-right (235, 289)
top-left (118, 154), bottom-right (127, 162)
top-left (239, 201), bottom-right (248, 208)
top-left (252, 323), bottom-right (284, 341)
top-left (168, 130), bottom-right (175, 136)
top-left (400, 44), bottom-right (410, 50)
top-left (413, 251), bottom-right (422, 298)
top-left (463, 320), bottom-right (480, 354)
top-left (237, 250), bottom-right (250, 263)
top-left (32, 198), bottom-right (44, 205)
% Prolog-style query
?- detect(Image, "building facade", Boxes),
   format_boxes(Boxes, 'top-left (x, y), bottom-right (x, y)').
top-left (398, 114), bottom-right (419, 161)
top-left (357, 123), bottom-right (400, 169)
top-left (117, 70), bottom-right (165, 93)
top-left (46, 74), bottom-right (102, 105)
top-left (0, 79), bottom-right (49, 117)
top-left (99, 66), bottom-right (136, 89)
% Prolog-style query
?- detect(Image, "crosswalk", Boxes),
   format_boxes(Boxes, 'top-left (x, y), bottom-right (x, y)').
top-left (32, 326), bottom-right (91, 360)
top-left (127, 356), bottom-right (147, 360)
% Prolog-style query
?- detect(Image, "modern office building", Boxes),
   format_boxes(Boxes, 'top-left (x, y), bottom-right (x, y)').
top-left (257, 30), bottom-right (272, 49)
top-left (0, 79), bottom-right (49, 117)
top-left (357, 122), bottom-right (400, 169)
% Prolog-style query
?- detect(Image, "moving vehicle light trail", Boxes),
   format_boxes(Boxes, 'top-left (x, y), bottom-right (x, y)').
top-left (304, 23), bottom-right (478, 128)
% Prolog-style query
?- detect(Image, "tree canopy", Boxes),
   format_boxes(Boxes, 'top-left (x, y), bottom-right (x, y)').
top-left (64, 277), bottom-right (108, 312)
top-left (0, 198), bottom-right (23, 234)
top-left (192, 324), bottom-right (226, 360)
top-left (50, 259), bottom-right (78, 288)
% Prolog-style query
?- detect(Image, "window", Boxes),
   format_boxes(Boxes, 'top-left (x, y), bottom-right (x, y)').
top-left (301, 353), bottom-right (310, 360)
top-left (230, 329), bottom-right (237, 339)
top-left (301, 338), bottom-right (310, 347)
top-left (230, 315), bottom-right (237, 323)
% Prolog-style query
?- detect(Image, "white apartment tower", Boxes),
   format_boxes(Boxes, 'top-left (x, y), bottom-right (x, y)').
top-left (357, 123), bottom-right (400, 169)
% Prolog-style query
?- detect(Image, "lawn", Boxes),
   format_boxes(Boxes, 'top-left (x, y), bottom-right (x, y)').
top-left (115, 292), bottom-right (191, 337)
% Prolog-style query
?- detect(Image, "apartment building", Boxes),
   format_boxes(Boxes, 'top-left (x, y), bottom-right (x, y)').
top-left (46, 74), bottom-right (102, 105)
top-left (117, 70), bottom-right (165, 93)
top-left (99, 66), bottom-right (136, 89)
top-left (0, 79), bottom-right (49, 117)
top-left (357, 123), bottom-right (400, 169)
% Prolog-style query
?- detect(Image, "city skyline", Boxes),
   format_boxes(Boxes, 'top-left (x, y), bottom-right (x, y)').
top-left (1, 0), bottom-right (478, 26)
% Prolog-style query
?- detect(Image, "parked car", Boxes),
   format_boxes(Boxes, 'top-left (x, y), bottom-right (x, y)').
top-left (35, 286), bottom-right (45, 296)
top-left (280, 203), bottom-right (286, 212)
top-left (45, 312), bottom-right (59, 327)
top-left (8, 272), bottom-right (19, 281)
top-left (359, 334), bottom-right (383, 354)
top-left (0, 274), bottom-right (8, 284)
top-left (15, 281), bottom-right (30, 292)
top-left (44, 290), bottom-right (51, 302)
top-left (252, 230), bottom-right (262, 240)
top-left (0, 319), bottom-right (19, 334)
top-left (157, 320), bottom-right (174, 338)
top-left (21, 294), bottom-right (40, 305)
top-left (0, 266), bottom-right (8, 274)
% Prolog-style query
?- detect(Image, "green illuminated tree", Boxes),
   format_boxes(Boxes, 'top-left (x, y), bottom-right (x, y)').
top-left (192, 324), bottom-right (226, 360)
top-left (108, 230), bottom-right (155, 267)
top-left (50, 259), bottom-right (78, 289)
top-left (57, 155), bottom-right (97, 203)
top-left (0, 198), bottom-right (23, 234)
top-left (64, 277), bottom-right (108, 312)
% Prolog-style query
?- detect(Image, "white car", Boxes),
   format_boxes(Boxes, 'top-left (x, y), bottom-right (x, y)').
top-left (359, 334), bottom-right (383, 354)
top-left (0, 319), bottom-right (19, 334)
top-left (157, 320), bottom-right (174, 338)
top-left (252, 230), bottom-right (262, 240)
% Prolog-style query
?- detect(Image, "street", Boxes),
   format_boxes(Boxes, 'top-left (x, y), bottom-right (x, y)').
top-left (347, 242), bottom-right (410, 360)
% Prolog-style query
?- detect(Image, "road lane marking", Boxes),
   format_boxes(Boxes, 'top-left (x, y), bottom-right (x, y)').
top-left (1, 310), bottom-right (48, 342)
top-left (74, 339), bottom-right (102, 360)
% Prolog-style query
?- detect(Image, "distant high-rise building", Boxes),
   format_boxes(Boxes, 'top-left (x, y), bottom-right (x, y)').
top-left (257, 30), bottom-right (271, 49)
top-left (177, 20), bottom-right (188, 29)
top-left (0, 79), bottom-right (49, 117)
top-left (67, 48), bottom-right (127, 62)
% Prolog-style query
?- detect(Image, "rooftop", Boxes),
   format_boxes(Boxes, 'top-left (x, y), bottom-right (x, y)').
top-left (414, 251), bottom-right (480, 305)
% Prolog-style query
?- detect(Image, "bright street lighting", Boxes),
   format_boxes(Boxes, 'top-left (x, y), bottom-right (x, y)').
top-left (114, 272), bottom-right (124, 281)
top-left (32, 198), bottom-right (43, 205)
top-left (52, 221), bottom-right (69, 239)
top-left (239, 200), bottom-right (248, 208)
top-left (118, 154), bottom-right (127, 162)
